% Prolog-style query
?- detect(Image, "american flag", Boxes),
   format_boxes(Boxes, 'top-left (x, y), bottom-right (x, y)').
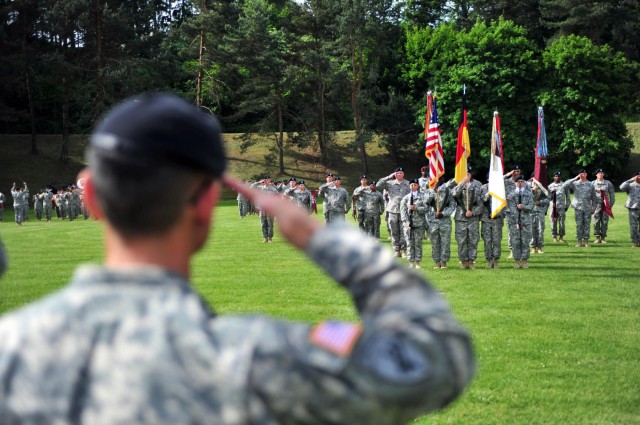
top-left (309, 321), bottom-right (362, 356)
top-left (424, 92), bottom-right (445, 189)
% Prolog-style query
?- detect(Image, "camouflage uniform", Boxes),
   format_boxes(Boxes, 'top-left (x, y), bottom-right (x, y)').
top-left (236, 192), bottom-right (250, 218)
top-left (318, 182), bottom-right (351, 223)
top-left (620, 178), bottom-right (640, 246)
top-left (450, 179), bottom-right (483, 264)
top-left (506, 186), bottom-right (534, 261)
top-left (400, 191), bottom-right (429, 264)
top-left (250, 181), bottom-right (279, 240)
top-left (529, 183), bottom-right (550, 250)
top-left (480, 184), bottom-right (505, 263)
top-left (10, 183), bottom-right (26, 225)
top-left (425, 185), bottom-right (455, 265)
top-left (352, 186), bottom-right (369, 230)
top-left (22, 184), bottom-right (30, 221)
top-left (504, 176), bottom-right (518, 249)
top-left (284, 187), bottom-right (313, 214)
top-left (592, 178), bottom-right (615, 241)
top-left (563, 178), bottom-right (598, 242)
top-left (376, 177), bottom-right (410, 253)
top-left (362, 190), bottom-right (385, 238)
top-left (34, 193), bottom-right (44, 220)
top-left (0, 225), bottom-right (474, 425)
top-left (547, 180), bottom-right (571, 239)
top-left (42, 190), bottom-right (53, 221)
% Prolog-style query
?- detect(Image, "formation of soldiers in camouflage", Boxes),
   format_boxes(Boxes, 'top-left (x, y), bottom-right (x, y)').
top-left (237, 165), bottom-right (639, 268)
top-left (6, 182), bottom-right (89, 224)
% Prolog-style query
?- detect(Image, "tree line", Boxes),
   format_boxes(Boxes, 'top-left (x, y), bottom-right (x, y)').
top-left (1, 0), bottom-right (639, 179)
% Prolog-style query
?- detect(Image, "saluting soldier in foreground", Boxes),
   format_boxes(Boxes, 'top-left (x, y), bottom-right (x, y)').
top-left (0, 93), bottom-right (474, 425)
top-left (547, 171), bottom-right (570, 243)
top-left (425, 175), bottom-right (455, 269)
top-left (400, 178), bottom-right (429, 269)
top-left (377, 167), bottom-right (411, 257)
top-left (507, 175), bottom-right (534, 269)
top-left (592, 168), bottom-right (616, 244)
top-left (449, 167), bottom-right (483, 269)
top-left (563, 169), bottom-right (598, 247)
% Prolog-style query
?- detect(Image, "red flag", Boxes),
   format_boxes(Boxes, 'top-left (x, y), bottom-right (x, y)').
top-left (601, 190), bottom-right (614, 218)
top-left (534, 106), bottom-right (549, 187)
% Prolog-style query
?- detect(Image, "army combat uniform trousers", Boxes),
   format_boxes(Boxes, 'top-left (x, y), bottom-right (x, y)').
top-left (629, 209), bottom-right (640, 244)
top-left (508, 217), bottom-right (532, 261)
top-left (403, 225), bottom-right (425, 263)
top-left (260, 213), bottom-right (274, 239)
top-left (429, 218), bottom-right (452, 263)
top-left (326, 210), bottom-right (346, 224)
top-left (550, 208), bottom-right (567, 239)
top-left (593, 212), bottom-right (610, 240)
top-left (574, 209), bottom-right (592, 240)
top-left (481, 218), bottom-right (503, 261)
top-left (388, 212), bottom-right (406, 253)
top-left (530, 211), bottom-right (546, 249)
top-left (454, 219), bottom-right (479, 262)
top-left (364, 212), bottom-right (381, 239)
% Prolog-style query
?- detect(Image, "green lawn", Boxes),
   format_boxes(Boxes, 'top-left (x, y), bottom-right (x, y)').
top-left (1, 198), bottom-right (639, 425)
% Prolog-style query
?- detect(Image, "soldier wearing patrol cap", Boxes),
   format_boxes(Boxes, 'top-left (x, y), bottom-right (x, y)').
top-left (563, 168), bottom-right (598, 247)
top-left (250, 175), bottom-right (279, 242)
top-left (449, 166), bottom-right (483, 269)
top-left (0, 92), bottom-right (474, 425)
top-left (503, 165), bottom-right (521, 257)
top-left (506, 175), bottom-right (534, 268)
top-left (592, 168), bottom-right (615, 244)
top-left (620, 171), bottom-right (640, 247)
top-left (318, 175), bottom-right (351, 223)
top-left (548, 171), bottom-right (571, 242)
top-left (377, 166), bottom-right (411, 257)
top-left (400, 178), bottom-right (429, 268)
top-left (352, 174), bottom-right (370, 230)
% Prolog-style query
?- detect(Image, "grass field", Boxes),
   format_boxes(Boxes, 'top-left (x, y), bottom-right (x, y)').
top-left (0, 197), bottom-right (638, 425)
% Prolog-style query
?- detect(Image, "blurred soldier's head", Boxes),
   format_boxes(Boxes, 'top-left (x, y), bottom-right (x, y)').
top-left (553, 171), bottom-right (561, 182)
top-left (394, 167), bottom-right (405, 181)
top-left (333, 176), bottom-right (342, 187)
top-left (578, 169), bottom-right (588, 180)
top-left (595, 168), bottom-right (604, 180)
top-left (369, 181), bottom-right (377, 191)
top-left (360, 175), bottom-right (368, 186)
top-left (83, 93), bottom-right (225, 242)
top-left (326, 173), bottom-right (334, 183)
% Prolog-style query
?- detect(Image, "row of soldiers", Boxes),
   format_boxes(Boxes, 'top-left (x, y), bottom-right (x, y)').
top-left (1, 183), bottom-right (89, 225)
top-left (242, 166), bottom-right (640, 269)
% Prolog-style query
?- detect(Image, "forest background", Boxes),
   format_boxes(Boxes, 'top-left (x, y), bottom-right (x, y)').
top-left (2, 0), bottom-right (640, 184)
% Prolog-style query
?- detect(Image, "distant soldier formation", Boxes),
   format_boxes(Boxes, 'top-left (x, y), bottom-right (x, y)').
top-left (5, 181), bottom-right (90, 225)
top-left (238, 167), bottom-right (640, 269)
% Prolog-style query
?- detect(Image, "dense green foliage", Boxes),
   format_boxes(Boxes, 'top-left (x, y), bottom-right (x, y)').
top-left (1, 200), bottom-right (639, 424)
top-left (1, 0), bottom-right (639, 176)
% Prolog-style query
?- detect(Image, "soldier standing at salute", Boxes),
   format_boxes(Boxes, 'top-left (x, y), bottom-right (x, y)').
top-left (377, 167), bottom-right (411, 257)
top-left (620, 171), bottom-right (640, 247)
top-left (11, 182), bottom-right (28, 225)
top-left (284, 180), bottom-right (313, 214)
top-left (548, 171), bottom-right (570, 242)
top-left (352, 175), bottom-right (369, 230)
top-left (43, 188), bottom-right (53, 222)
top-left (400, 178), bottom-right (429, 269)
top-left (503, 165), bottom-right (521, 258)
top-left (318, 175), bottom-right (351, 223)
top-left (529, 176), bottom-right (550, 254)
top-left (507, 175), bottom-right (534, 268)
top-left (425, 176), bottom-right (455, 269)
top-left (563, 169), bottom-right (598, 247)
top-left (449, 167), bottom-right (483, 269)
top-left (480, 180), bottom-right (505, 269)
top-left (250, 176), bottom-right (279, 243)
top-left (592, 168), bottom-right (615, 244)
top-left (362, 180), bottom-right (385, 238)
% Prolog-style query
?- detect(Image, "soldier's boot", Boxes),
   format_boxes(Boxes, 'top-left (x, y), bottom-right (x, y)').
top-left (395, 250), bottom-right (402, 258)
top-left (493, 260), bottom-right (500, 269)
top-left (575, 240), bottom-right (583, 247)
top-left (594, 236), bottom-right (601, 244)
top-left (440, 261), bottom-right (447, 269)
top-left (486, 260), bottom-right (493, 269)
top-left (531, 247), bottom-right (537, 254)
top-left (553, 236), bottom-right (558, 243)
top-left (262, 238), bottom-right (268, 243)
top-left (401, 250), bottom-right (407, 258)
top-left (268, 237), bottom-right (273, 243)
top-left (434, 261), bottom-right (441, 269)
top-left (601, 237), bottom-right (607, 244)
top-left (507, 249), bottom-right (513, 259)
top-left (583, 239), bottom-right (589, 248)
top-left (521, 260), bottom-right (529, 269)
top-left (460, 260), bottom-right (468, 269)
top-left (634, 242), bottom-right (640, 248)
top-left (468, 261), bottom-right (476, 270)
top-left (414, 262), bottom-right (421, 269)
top-left (408, 262), bottom-right (415, 269)
top-left (537, 247), bottom-right (544, 254)
top-left (514, 260), bottom-right (521, 269)
top-left (559, 237), bottom-right (565, 243)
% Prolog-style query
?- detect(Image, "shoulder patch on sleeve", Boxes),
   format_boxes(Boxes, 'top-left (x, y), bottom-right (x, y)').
top-left (309, 321), bottom-right (362, 357)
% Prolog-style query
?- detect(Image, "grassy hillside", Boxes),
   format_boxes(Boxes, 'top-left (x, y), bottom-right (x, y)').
top-left (1, 124), bottom-right (639, 198)
top-left (0, 132), bottom-right (421, 200)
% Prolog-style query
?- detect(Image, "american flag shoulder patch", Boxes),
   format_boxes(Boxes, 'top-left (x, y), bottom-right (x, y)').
top-left (309, 321), bottom-right (362, 357)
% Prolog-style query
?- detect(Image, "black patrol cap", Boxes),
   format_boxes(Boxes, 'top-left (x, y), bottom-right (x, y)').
top-left (395, 167), bottom-right (405, 172)
top-left (409, 178), bottom-right (419, 184)
top-left (512, 165), bottom-right (521, 171)
top-left (595, 168), bottom-right (604, 174)
top-left (297, 180), bottom-right (305, 185)
top-left (467, 165), bottom-right (474, 173)
top-left (289, 177), bottom-right (297, 182)
top-left (515, 175), bottom-right (526, 182)
top-left (326, 173), bottom-right (334, 177)
top-left (371, 180), bottom-right (377, 185)
top-left (553, 170), bottom-right (561, 177)
top-left (578, 168), bottom-right (587, 174)
top-left (360, 175), bottom-right (368, 180)
top-left (91, 93), bottom-right (226, 178)
top-left (334, 175), bottom-right (341, 181)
